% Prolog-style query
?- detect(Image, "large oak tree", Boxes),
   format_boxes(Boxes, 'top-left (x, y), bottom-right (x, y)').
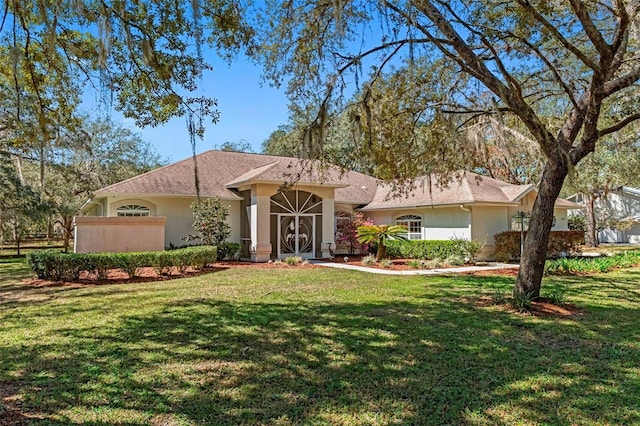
top-left (253, 0), bottom-right (640, 298)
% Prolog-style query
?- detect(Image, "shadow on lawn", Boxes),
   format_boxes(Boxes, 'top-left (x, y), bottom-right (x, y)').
top-left (2, 291), bottom-right (639, 425)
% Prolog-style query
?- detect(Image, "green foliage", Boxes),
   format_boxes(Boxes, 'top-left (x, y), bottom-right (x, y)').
top-left (217, 242), bottom-right (241, 261)
top-left (26, 246), bottom-right (218, 281)
top-left (384, 239), bottom-right (482, 261)
top-left (491, 287), bottom-right (508, 305)
top-left (494, 231), bottom-right (584, 261)
top-left (284, 256), bottom-right (303, 266)
top-left (189, 198), bottom-right (232, 255)
top-left (445, 255), bottom-right (465, 267)
top-left (567, 215), bottom-right (587, 231)
top-left (547, 290), bottom-right (568, 306)
top-left (335, 213), bottom-right (374, 255)
top-left (511, 292), bottom-right (534, 313)
top-left (357, 224), bottom-right (407, 261)
top-left (379, 258), bottom-right (393, 268)
top-left (407, 259), bottom-right (427, 269)
top-left (361, 254), bottom-right (377, 266)
top-left (0, 153), bottom-right (50, 252)
top-left (545, 250), bottom-right (640, 276)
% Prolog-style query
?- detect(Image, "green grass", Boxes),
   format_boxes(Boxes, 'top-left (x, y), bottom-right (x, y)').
top-left (1, 259), bottom-right (640, 425)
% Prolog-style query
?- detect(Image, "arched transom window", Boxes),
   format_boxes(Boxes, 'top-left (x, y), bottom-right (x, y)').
top-left (396, 215), bottom-right (422, 240)
top-left (116, 204), bottom-right (150, 217)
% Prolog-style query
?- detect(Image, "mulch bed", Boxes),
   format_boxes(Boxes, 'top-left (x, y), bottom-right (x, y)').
top-left (19, 257), bottom-right (524, 289)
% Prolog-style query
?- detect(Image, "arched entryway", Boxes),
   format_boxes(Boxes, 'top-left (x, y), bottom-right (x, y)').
top-left (271, 190), bottom-right (323, 259)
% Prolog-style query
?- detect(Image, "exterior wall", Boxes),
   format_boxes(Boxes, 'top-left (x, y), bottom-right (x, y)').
top-left (101, 196), bottom-right (242, 249)
top-left (423, 207), bottom-right (471, 240)
top-left (628, 223), bottom-right (640, 244)
top-left (505, 206), bottom-right (570, 231)
top-left (365, 207), bottom-right (471, 241)
top-left (471, 206), bottom-right (510, 247)
top-left (92, 184), bottom-right (336, 260)
top-left (74, 216), bottom-right (166, 253)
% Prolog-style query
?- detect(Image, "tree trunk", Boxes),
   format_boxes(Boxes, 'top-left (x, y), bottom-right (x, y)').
top-left (376, 244), bottom-right (386, 261)
top-left (515, 161), bottom-right (568, 299)
top-left (62, 215), bottom-right (73, 253)
top-left (585, 194), bottom-right (598, 247)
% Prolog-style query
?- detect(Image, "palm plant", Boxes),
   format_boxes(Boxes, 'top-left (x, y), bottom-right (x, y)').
top-left (356, 224), bottom-right (408, 261)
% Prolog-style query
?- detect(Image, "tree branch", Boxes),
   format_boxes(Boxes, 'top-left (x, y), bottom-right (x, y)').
top-left (603, 66), bottom-right (640, 96)
top-left (598, 113), bottom-right (640, 138)
top-left (568, 0), bottom-right (611, 58)
top-left (514, 0), bottom-right (600, 72)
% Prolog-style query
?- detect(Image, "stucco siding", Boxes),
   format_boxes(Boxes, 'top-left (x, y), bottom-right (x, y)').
top-left (365, 208), bottom-right (471, 240)
top-left (74, 216), bottom-right (166, 253)
top-left (366, 211), bottom-right (394, 225)
top-left (103, 196), bottom-right (241, 249)
top-left (506, 206), bottom-right (570, 231)
top-left (423, 207), bottom-right (471, 240)
top-left (472, 207), bottom-right (509, 246)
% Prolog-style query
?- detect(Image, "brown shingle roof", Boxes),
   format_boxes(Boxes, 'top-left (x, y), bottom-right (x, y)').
top-left (361, 172), bottom-right (535, 210)
top-left (94, 150), bottom-right (378, 204)
top-left (94, 151), bottom-right (579, 210)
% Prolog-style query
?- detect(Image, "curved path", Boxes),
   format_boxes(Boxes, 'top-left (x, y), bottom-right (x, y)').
top-left (310, 260), bottom-right (519, 275)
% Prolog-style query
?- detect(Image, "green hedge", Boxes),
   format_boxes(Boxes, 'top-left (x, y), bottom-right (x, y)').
top-left (384, 239), bottom-right (484, 261)
top-left (27, 246), bottom-right (218, 282)
top-left (494, 230), bottom-right (584, 261)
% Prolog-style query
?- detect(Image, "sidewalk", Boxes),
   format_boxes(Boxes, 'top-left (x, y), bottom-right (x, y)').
top-left (310, 260), bottom-right (520, 275)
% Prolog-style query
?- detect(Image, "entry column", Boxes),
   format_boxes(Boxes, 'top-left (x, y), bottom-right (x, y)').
top-left (321, 196), bottom-right (336, 258)
top-left (250, 184), bottom-right (273, 262)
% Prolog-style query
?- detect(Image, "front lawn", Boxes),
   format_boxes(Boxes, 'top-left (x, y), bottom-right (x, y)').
top-left (1, 259), bottom-right (639, 425)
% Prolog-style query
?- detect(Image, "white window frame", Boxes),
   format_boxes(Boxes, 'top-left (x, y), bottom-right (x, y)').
top-left (396, 215), bottom-right (422, 240)
top-left (116, 204), bottom-right (151, 217)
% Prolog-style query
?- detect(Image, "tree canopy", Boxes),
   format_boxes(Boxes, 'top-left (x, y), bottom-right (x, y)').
top-left (251, 0), bottom-right (640, 297)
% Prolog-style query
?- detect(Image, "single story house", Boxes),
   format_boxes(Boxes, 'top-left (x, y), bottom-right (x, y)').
top-left (568, 187), bottom-right (640, 244)
top-left (75, 150), bottom-right (580, 260)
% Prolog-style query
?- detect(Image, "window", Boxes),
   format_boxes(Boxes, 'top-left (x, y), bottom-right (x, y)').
top-left (335, 211), bottom-right (352, 238)
top-left (116, 204), bottom-right (150, 217)
top-left (396, 215), bottom-right (422, 240)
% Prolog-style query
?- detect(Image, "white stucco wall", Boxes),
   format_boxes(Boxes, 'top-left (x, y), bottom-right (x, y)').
top-left (423, 207), bottom-right (471, 240)
top-left (102, 196), bottom-right (241, 248)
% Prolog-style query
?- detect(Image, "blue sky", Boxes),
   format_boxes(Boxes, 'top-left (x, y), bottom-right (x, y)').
top-left (99, 56), bottom-right (290, 163)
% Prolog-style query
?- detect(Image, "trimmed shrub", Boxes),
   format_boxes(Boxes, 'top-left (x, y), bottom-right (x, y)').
top-left (153, 251), bottom-right (174, 276)
top-left (494, 230), bottom-right (584, 261)
top-left (384, 239), bottom-right (483, 260)
top-left (26, 246), bottom-right (218, 281)
top-left (217, 242), bottom-right (241, 260)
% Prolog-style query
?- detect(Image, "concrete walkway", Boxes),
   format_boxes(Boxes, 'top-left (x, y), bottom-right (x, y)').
top-left (310, 260), bottom-right (519, 275)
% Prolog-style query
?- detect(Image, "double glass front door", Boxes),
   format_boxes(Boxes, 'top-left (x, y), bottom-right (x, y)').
top-left (278, 214), bottom-right (315, 259)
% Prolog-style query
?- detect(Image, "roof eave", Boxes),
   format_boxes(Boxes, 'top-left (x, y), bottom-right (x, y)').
top-left (225, 178), bottom-right (349, 189)
top-left (92, 192), bottom-right (243, 201)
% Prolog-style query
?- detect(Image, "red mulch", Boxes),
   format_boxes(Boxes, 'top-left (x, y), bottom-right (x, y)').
top-left (20, 256), bottom-right (526, 288)
top-left (470, 295), bottom-right (583, 318)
